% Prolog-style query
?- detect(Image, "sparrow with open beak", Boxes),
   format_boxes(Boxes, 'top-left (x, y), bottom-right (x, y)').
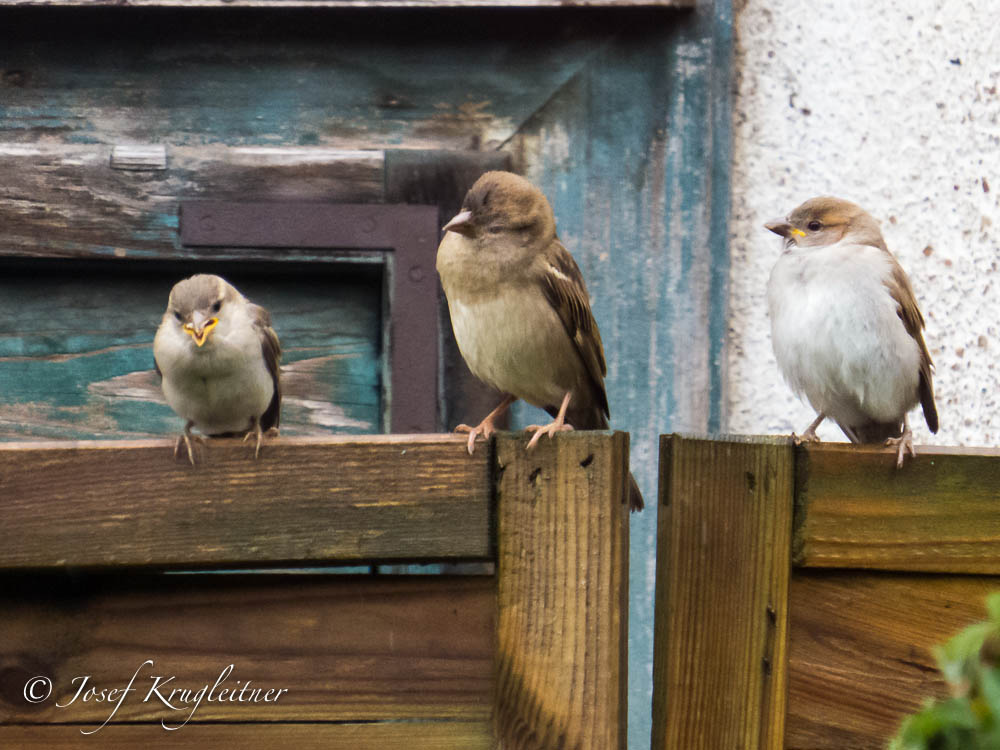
top-left (436, 170), bottom-right (643, 511)
top-left (765, 197), bottom-right (938, 467)
top-left (153, 274), bottom-right (281, 464)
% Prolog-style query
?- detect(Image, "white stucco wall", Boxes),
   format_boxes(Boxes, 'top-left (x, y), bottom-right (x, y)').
top-left (727, 0), bottom-right (1000, 447)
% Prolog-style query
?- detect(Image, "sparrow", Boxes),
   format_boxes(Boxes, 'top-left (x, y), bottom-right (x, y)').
top-left (153, 274), bottom-right (281, 464)
top-left (765, 196), bottom-right (938, 467)
top-left (436, 170), bottom-right (643, 511)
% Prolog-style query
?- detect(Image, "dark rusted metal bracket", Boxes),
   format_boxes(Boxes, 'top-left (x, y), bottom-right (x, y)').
top-left (180, 201), bottom-right (439, 434)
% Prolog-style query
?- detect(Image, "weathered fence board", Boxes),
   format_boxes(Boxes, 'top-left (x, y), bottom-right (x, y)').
top-left (794, 444), bottom-right (1000, 574)
top-left (785, 571), bottom-right (1000, 750)
top-left (1, 431), bottom-right (634, 747)
top-left (494, 431), bottom-right (630, 750)
top-left (652, 434), bottom-right (794, 750)
top-left (0, 722), bottom-right (492, 749)
top-left (0, 575), bottom-right (493, 723)
top-left (0, 436), bottom-right (491, 569)
top-left (4, 1), bottom-right (694, 9)
top-left (654, 435), bottom-right (1000, 750)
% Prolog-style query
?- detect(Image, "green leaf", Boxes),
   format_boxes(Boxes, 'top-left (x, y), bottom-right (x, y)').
top-left (891, 595), bottom-right (1000, 750)
top-left (986, 593), bottom-right (1000, 625)
top-left (936, 622), bottom-right (995, 686)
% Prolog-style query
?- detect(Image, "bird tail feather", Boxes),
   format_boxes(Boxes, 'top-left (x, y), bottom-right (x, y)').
top-left (627, 472), bottom-right (644, 512)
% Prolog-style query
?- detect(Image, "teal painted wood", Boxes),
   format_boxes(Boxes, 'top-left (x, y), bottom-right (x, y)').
top-left (0, 262), bottom-right (381, 439)
top-left (0, 9), bottom-right (599, 150)
top-left (505, 5), bottom-right (733, 748)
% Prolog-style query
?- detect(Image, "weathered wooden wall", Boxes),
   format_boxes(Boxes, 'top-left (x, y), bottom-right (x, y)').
top-left (1, 5), bottom-right (734, 746)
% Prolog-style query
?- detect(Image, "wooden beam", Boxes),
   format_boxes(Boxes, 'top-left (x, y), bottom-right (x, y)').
top-left (0, 574), bottom-right (494, 724)
top-left (494, 431), bottom-right (630, 750)
top-left (0, 145), bottom-right (384, 261)
top-left (0, 435), bottom-right (491, 569)
top-left (5, 1), bottom-right (694, 8)
top-left (652, 434), bottom-right (794, 750)
top-left (785, 571), bottom-right (1000, 750)
top-left (0, 721), bottom-right (492, 749)
top-left (794, 443), bottom-right (1000, 574)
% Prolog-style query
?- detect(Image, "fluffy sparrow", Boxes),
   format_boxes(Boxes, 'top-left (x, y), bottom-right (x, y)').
top-left (436, 170), bottom-right (643, 510)
top-left (766, 196), bottom-right (938, 467)
top-left (154, 274), bottom-right (281, 463)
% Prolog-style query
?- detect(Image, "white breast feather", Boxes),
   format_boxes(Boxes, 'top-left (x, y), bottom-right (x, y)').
top-left (767, 241), bottom-right (922, 426)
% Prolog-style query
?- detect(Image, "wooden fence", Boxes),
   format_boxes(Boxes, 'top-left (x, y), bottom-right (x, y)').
top-left (7, 430), bottom-right (993, 749)
top-left (0, 432), bottom-right (631, 749)
top-left (652, 434), bottom-right (1000, 750)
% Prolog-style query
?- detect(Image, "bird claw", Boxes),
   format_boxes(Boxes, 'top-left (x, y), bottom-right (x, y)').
top-left (174, 431), bottom-right (206, 465)
top-left (525, 421), bottom-right (574, 450)
top-left (242, 421), bottom-right (267, 459)
top-left (886, 432), bottom-right (916, 469)
top-left (455, 421), bottom-right (496, 456)
top-left (792, 429), bottom-right (822, 446)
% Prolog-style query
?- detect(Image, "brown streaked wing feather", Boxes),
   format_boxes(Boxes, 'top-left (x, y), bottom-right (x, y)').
top-left (538, 239), bottom-right (610, 422)
top-left (884, 254), bottom-right (938, 433)
top-left (250, 303), bottom-right (282, 431)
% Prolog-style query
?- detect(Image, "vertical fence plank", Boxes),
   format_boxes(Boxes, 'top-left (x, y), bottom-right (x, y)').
top-left (651, 435), bottom-right (794, 749)
top-left (494, 431), bottom-right (631, 750)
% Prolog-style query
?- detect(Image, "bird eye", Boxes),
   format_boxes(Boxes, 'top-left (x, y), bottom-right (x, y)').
top-left (173, 311), bottom-right (183, 322)
top-left (807, 220), bottom-right (822, 231)
top-left (211, 300), bottom-right (222, 313)
top-left (486, 225), bottom-right (504, 235)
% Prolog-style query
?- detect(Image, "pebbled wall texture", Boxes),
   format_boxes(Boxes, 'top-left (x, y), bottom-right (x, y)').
top-left (727, 0), bottom-right (1000, 447)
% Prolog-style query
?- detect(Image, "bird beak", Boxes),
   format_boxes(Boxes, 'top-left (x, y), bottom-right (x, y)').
top-left (443, 209), bottom-right (475, 238)
top-left (764, 219), bottom-right (807, 240)
top-left (182, 313), bottom-right (219, 347)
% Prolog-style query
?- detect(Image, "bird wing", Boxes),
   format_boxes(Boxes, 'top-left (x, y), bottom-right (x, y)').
top-left (251, 303), bottom-right (283, 431)
top-left (883, 253), bottom-right (938, 433)
top-left (537, 238), bottom-right (610, 421)
top-left (153, 323), bottom-right (164, 378)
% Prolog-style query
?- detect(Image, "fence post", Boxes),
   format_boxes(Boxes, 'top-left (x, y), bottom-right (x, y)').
top-left (652, 435), bottom-right (794, 749)
top-left (494, 431), bottom-right (631, 750)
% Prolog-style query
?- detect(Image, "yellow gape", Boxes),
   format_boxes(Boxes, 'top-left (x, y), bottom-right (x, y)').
top-left (183, 317), bottom-right (218, 347)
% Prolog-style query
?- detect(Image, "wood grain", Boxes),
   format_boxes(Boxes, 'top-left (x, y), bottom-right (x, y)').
top-left (0, 145), bottom-right (383, 261)
top-left (5, 1), bottom-right (693, 7)
top-left (785, 571), bottom-right (1000, 750)
top-left (494, 431), bottom-right (630, 750)
top-left (0, 722), bottom-right (491, 749)
top-left (0, 574), bottom-right (494, 724)
top-left (794, 443), bottom-right (1000, 573)
top-left (652, 434), bottom-right (794, 750)
top-left (0, 15), bottom-right (604, 153)
top-left (0, 436), bottom-right (491, 569)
